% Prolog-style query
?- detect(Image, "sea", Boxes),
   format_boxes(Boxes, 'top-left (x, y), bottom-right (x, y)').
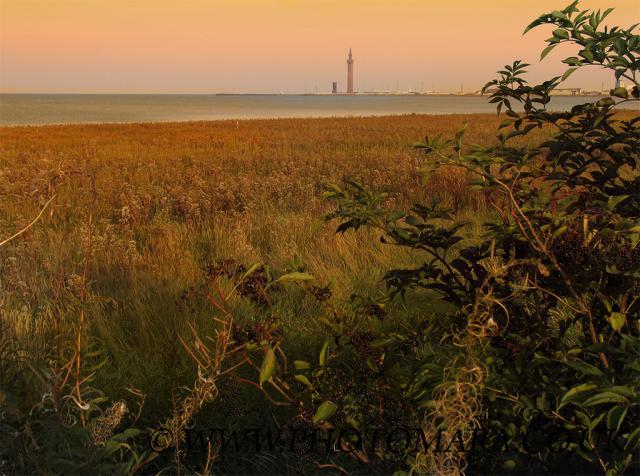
top-left (0, 93), bottom-right (631, 126)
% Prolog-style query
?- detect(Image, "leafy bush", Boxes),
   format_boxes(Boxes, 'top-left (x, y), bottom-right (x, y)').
top-left (256, 2), bottom-right (639, 474)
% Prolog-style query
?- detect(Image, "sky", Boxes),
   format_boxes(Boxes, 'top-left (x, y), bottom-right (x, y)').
top-left (1, 0), bottom-right (638, 94)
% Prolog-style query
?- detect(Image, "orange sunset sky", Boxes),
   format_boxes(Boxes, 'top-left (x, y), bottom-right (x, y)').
top-left (1, 0), bottom-right (638, 93)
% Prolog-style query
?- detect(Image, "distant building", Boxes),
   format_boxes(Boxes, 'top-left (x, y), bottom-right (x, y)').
top-left (347, 49), bottom-right (354, 94)
top-left (549, 88), bottom-right (582, 96)
top-left (332, 82), bottom-right (338, 94)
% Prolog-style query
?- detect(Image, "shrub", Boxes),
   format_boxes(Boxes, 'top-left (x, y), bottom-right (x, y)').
top-left (262, 2), bottom-right (639, 474)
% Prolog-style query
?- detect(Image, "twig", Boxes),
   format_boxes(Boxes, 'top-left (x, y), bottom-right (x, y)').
top-left (0, 195), bottom-right (56, 247)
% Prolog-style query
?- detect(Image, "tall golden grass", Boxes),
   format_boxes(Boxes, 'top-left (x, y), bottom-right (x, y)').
top-left (0, 113), bottom-right (549, 424)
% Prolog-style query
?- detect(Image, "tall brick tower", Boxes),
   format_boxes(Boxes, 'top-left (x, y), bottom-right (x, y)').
top-left (347, 49), bottom-right (354, 94)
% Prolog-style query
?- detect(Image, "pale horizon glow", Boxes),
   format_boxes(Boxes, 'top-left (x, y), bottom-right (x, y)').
top-left (1, 0), bottom-right (638, 94)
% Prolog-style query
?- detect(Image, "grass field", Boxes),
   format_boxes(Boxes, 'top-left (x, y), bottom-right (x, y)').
top-left (0, 113), bottom-right (556, 470)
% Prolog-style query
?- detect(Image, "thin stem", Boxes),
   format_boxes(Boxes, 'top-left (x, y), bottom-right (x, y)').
top-left (0, 195), bottom-right (56, 247)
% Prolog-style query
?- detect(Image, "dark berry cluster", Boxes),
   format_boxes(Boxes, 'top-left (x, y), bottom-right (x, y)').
top-left (309, 285), bottom-right (332, 302)
top-left (237, 268), bottom-right (270, 306)
top-left (605, 239), bottom-right (640, 273)
top-left (551, 227), bottom-right (595, 267)
top-left (363, 303), bottom-right (386, 320)
top-left (203, 259), bottom-right (245, 281)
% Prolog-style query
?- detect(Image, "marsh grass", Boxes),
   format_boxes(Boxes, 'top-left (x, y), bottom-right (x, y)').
top-left (0, 113), bottom-right (557, 469)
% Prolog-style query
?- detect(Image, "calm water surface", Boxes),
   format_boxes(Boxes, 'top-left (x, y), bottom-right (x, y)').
top-left (0, 94), bottom-right (630, 126)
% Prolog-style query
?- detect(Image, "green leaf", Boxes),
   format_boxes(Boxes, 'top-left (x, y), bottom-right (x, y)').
top-left (405, 215), bottom-right (424, 226)
top-left (370, 335), bottom-right (397, 347)
top-left (259, 347), bottom-right (276, 385)
top-left (607, 312), bottom-right (626, 331)
top-left (294, 360), bottom-right (310, 370)
top-left (388, 211), bottom-right (405, 223)
top-left (524, 16), bottom-right (545, 35)
top-left (553, 28), bottom-right (570, 39)
top-left (564, 360), bottom-right (603, 377)
top-left (601, 7), bottom-right (614, 22)
top-left (563, 57), bottom-right (582, 66)
top-left (625, 427), bottom-right (640, 452)
top-left (561, 67), bottom-right (578, 81)
top-left (552, 225), bottom-right (568, 240)
top-left (100, 440), bottom-right (128, 458)
top-left (588, 411), bottom-right (607, 431)
top-left (582, 392), bottom-right (628, 407)
top-left (552, 10), bottom-right (569, 21)
top-left (541, 44), bottom-right (557, 60)
top-left (563, 1), bottom-right (580, 15)
top-left (499, 119), bottom-right (514, 129)
top-left (580, 49), bottom-right (594, 62)
top-left (606, 263), bottom-right (621, 275)
top-left (274, 272), bottom-right (314, 284)
top-left (240, 263), bottom-right (261, 282)
top-left (610, 87), bottom-right (629, 99)
top-left (559, 383), bottom-right (598, 408)
top-left (366, 357), bottom-right (378, 372)
top-left (313, 400), bottom-right (338, 424)
top-left (607, 195), bottom-right (628, 210)
top-left (294, 374), bottom-right (312, 387)
top-left (110, 428), bottom-right (142, 443)
top-left (319, 340), bottom-right (330, 366)
top-left (597, 97), bottom-right (615, 107)
top-left (606, 405), bottom-right (627, 433)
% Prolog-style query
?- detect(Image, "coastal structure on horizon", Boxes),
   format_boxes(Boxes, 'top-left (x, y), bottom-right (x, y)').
top-left (324, 47), bottom-right (615, 96)
top-left (347, 49), bottom-right (354, 94)
top-left (331, 49), bottom-right (354, 94)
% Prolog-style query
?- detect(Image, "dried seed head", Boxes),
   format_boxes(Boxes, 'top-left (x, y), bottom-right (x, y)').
top-left (91, 400), bottom-right (128, 446)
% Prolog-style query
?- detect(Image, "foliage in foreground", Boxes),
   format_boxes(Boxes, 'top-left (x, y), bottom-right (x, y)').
top-left (238, 2), bottom-right (640, 475)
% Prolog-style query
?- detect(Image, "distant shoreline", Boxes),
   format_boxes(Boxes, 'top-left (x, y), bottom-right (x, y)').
top-left (3, 109), bottom-right (639, 129)
top-left (2, 94), bottom-right (633, 127)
